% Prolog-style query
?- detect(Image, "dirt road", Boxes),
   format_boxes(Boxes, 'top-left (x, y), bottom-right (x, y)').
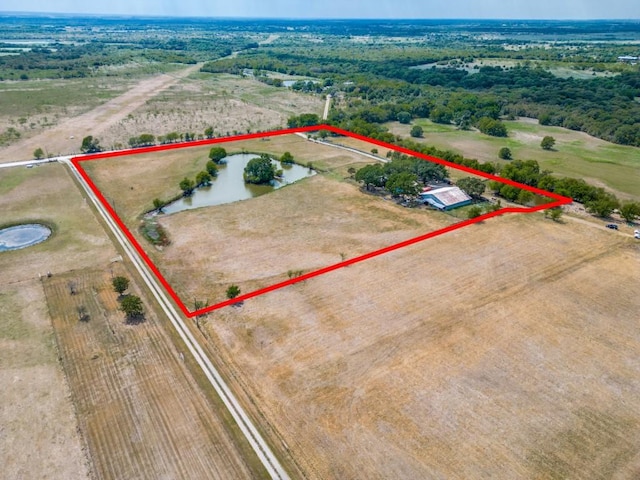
top-left (0, 63), bottom-right (202, 163)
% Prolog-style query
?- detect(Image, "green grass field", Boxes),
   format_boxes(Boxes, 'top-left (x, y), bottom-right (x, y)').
top-left (388, 119), bottom-right (640, 200)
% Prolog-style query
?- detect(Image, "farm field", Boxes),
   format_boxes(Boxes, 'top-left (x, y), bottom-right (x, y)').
top-left (203, 212), bottom-right (640, 479)
top-left (0, 163), bottom-right (264, 479)
top-left (387, 118), bottom-right (640, 200)
top-left (42, 267), bottom-right (263, 479)
top-left (0, 163), bottom-right (117, 479)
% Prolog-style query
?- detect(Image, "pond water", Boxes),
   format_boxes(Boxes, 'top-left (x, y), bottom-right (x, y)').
top-left (162, 153), bottom-right (315, 214)
top-left (0, 224), bottom-right (52, 252)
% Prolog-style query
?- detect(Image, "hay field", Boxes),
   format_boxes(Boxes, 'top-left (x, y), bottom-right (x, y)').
top-left (204, 213), bottom-right (640, 479)
top-left (43, 267), bottom-right (263, 479)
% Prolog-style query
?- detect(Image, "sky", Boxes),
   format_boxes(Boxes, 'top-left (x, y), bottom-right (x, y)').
top-left (2, 0), bottom-right (640, 20)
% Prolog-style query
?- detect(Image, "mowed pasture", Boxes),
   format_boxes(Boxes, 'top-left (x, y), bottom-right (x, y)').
top-left (81, 134), bottom-right (463, 304)
top-left (204, 213), bottom-right (640, 479)
top-left (43, 267), bottom-right (264, 480)
top-left (387, 118), bottom-right (640, 200)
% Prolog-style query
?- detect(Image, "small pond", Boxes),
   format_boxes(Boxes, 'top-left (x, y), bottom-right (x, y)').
top-left (0, 224), bottom-right (52, 252)
top-left (162, 153), bottom-right (315, 214)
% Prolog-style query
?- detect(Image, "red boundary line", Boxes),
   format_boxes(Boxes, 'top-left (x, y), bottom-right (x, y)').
top-left (73, 124), bottom-right (572, 317)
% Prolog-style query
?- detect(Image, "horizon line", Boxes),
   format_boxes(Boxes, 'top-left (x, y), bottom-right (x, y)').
top-left (1, 11), bottom-right (640, 22)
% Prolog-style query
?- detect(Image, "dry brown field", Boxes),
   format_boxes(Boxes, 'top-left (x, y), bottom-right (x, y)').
top-left (82, 131), bottom-right (640, 478)
top-left (0, 69), bottom-right (323, 163)
top-left (0, 163), bottom-right (264, 479)
top-left (80, 133), bottom-right (383, 224)
top-left (0, 163), bottom-right (117, 479)
top-left (204, 213), bottom-right (640, 479)
top-left (42, 267), bottom-right (263, 479)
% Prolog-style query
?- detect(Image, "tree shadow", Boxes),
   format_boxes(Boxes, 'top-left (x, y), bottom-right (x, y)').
top-left (125, 313), bottom-right (145, 325)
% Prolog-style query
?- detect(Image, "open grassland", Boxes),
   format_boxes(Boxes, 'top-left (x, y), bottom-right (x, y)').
top-left (100, 73), bottom-right (324, 150)
top-left (0, 77), bottom-right (134, 155)
top-left (0, 163), bottom-right (118, 479)
top-left (202, 213), bottom-right (640, 479)
top-left (0, 163), bottom-right (263, 479)
top-left (81, 133), bottom-right (381, 224)
top-left (0, 281), bottom-right (90, 480)
top-left (387, 118), bottom-right (640, 200)
top-left (155, 175), bottom-right (456, 304)
top-left (0, 64), bottom-right (202, 162)
top-left (43, 267), bottom-right (263, 480)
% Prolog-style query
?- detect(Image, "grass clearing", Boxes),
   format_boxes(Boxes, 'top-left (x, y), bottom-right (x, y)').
top-left (387, 118), bottom-right (640, 199)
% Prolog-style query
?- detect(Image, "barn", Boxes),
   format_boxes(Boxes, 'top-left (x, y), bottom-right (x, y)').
top-left (418, 186), bottom-right (472, 211)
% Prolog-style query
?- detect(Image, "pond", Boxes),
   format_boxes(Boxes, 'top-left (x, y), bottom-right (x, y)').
top-left (162, 153), bottom-right (315, 214)
top-left (0, 224), bottom-right (52, 252)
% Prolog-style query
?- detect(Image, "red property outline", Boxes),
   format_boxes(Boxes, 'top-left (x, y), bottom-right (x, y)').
top-left (73, 124), bottom-right (572, 317)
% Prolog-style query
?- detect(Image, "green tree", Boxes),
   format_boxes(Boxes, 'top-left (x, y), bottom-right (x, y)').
top-left (243, 154), bottom-right (276, 184)
top-left (498, 147), bottom-right (512, 160)
top-left (208, 146), bottom-right (227, 163)
top-left (204, 126), bottom-right (214, 139)
top-left (397, 111), bottom-right (412, 124)
top-left (281, 151), bottom-right (294, 164)
top-left (226, 284), bottom-right (241, 300)
top-left (120, 295), bottom-right (144, 322)
top-left (541, 136), bottom-right (556, 150)
top-left (33, 147), bottom-right (44, 159)
top-left (410, 125), bottom-right (424, 138)
top-left (430, 107), bottom-right (453, 125)
top-left (287, 113), bottom-right (319, 128)
top-left (355, 164), bottom-right (386, 190)
top-left (138, 133), bottom-right (155, 146)
top-left (195, 170), bottom-right (212, 187)
top-left (467, 205), bottom-right (483, 219)
top-left (179, 177), bottom-right (196, 196)
top-left (586, 194), bottom-right (619, 217)
top-left (205, 160), bottom-right (219, 177)
top-left (619, 201), bottom-right (640, 223)
top-left (477, 117), bottom-right (507, 137)
top-left (152, 198), bottom-right (165, 213)
top-left (112, 276), bottom-right (129, 296)
top-left (80, 135), bottom-right (101, 153)
top-left (385, 172), bottom-right (419, 197)
top-left (457, 177), bottom-right (486, 199)
top-left (545, 207), bottom-right (563, 222)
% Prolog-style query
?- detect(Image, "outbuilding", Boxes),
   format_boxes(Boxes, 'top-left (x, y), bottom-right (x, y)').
top-left (418, 186), bottom-right (472, 211)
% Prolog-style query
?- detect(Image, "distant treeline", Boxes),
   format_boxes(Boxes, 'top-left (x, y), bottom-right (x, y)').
top-left (206, 50), bottom-right (640, 147)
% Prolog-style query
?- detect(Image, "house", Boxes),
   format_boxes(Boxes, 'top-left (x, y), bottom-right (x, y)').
top-left (418, 186), bottom-right (472, 211)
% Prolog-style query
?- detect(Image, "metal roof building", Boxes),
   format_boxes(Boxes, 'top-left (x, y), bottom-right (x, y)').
top-left (418, 186), bottom-right (472, 211)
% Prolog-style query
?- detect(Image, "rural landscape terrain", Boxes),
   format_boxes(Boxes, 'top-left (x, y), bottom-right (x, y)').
top-left (1, 12), bottom-right (640, 480)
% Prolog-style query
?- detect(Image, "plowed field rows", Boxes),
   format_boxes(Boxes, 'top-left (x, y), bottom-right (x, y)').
top-left (44, 268), bottom-right (262, 480)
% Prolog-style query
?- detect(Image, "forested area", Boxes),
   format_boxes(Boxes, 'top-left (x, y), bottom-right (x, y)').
top-left (205, 46), bottom-right (640, 146)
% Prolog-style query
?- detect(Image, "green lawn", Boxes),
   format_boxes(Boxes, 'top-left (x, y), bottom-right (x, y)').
top-left (388, 119), bottom-right (640, 200)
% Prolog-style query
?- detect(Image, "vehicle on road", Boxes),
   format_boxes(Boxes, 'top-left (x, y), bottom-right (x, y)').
top-left (606, 223), bottom-right (618, 230)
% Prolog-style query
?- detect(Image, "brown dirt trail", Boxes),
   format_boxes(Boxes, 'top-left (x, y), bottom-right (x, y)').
top-left (0, 63), bottom-right (202, 163)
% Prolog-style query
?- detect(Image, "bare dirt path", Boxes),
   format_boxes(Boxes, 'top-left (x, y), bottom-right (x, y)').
top-left (0, 63), bottom-right (202, 163)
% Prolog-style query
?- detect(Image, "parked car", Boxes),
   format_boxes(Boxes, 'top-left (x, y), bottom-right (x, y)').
top-left (635, 229), bottom-right (640, 239)
top-left (606, 223), bottom-right (618, 230)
